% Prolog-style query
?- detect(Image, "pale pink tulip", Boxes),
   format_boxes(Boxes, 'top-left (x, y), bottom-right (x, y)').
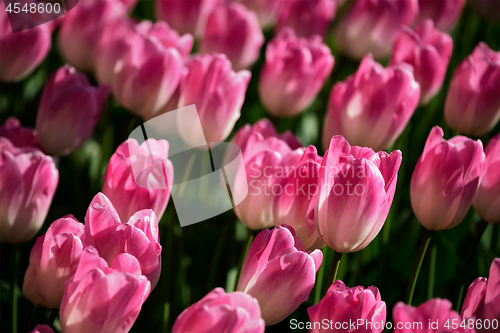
top-left (276, 0), bottom-right (336, 38)
top-left (238, 0), bottom-right (282, 28)
top-left (415, 0), bottom-right (465, 32)
top-left (0, 117), bottom-right (38, 148)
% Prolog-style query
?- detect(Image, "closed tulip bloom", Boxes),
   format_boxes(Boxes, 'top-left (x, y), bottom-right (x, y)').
top-left (22, 216), bottom-right (85, 308)
top-left (323, 55), bottom-right (420, 151)
top-left (200, 3), bottom-right (264, 71)
top-left (0, 3), bottom-right (51, 82)
top-left (335, 0), bottom-right (418, 59)
top-left (411, 127), bottom-right (485, 230)
top-left (316, 136), bottom-right (401, 253)
top-left (390, 20), bottom-right (453, 104)
top-left (36, 65), bottom-right (109, 156)
top-left (276, 0), bottom-right (336, 38)
top-left (273, 146), bottom-right (325, 250)
top-left (0, 139), bottom-right (58, 243)
top-left (156, 0), bottom-right (223, 38)
top-left (308, 280), bottom-right (387, 333)
top-left (178, 54), bottom-right (251, 143)
top-left (237, 225), bottom-right (322, 325)
top-left (473, 135), bottom-right (500, 224)
top-left (259, 28), bottom-right (334, 117)
top-left (84, 192), bottom-right (162, 288)
top-left (238, 0), bottom-right (282, 28)
top-left (59, 0), bottom-right (127, 71)
top-left (0, 117), bottom-right (38, 148)
top-left (60, 247), bottom-right (151, 333)
top-left (103, 138), bottom-right (173, 222)
top-left (445, 42), bottom-right (500, 137)
top-left (415, 0), bottom-right (465, 32)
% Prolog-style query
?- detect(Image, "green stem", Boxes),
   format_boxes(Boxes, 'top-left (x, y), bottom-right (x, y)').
top-left (314, 247), bottom-right (327, 304)
top-left (428, 245), bottom-right (437, 299)
top-left (326, 252), bottom-right (343, 288)
top-left (161, 208), bottom-right (175, 332)
top-left (405, 229), bottom-right (433, 305)
top-left (234, 228), bottom-right (253, 291)
top-left (47, 309), bottom-right (58, 329)
top-left (12, 247), bottom-right (19, 333)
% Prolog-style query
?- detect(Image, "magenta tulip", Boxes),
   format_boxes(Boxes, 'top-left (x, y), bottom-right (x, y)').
top-left (308, 280), bottom-right (387, 333)
top-left (276, 0), bottom-right (336, 38)
top-left (259, 28), bottom-right (334, 117)
top-left (473, 135), bottom-right (500, 224)
top-left (238, 0), bottom-right (282, 28)
top-left (84, 192), bottom-right (162, 288)
top-left (390, 20), bottom-right (453, 104)
top-left (335, 0), bottom-right (419, 59)
top-left (103, 138), bottom-right (173, 222)
top-left (172, 287), bottom-right (265, 333)
top-left (200, 3), bottom-right (264, 71)
top-left (237, 225), bottom-right (322, 325)
top-left (411, 126), bottom-right (485, 230)
top-left (177, 54), bottom-right (251, 143)
top-left (22, 216), bottom-right (85, 308)
top-left (0, 3), bottom-right (51, 82)
top-left (29, 325), bottom-right (54, 333)
top-left (60, 247), bottom-right (150, 333)
top-left (0, 139), bottom-right (58, 244)
top-left (445, 42), bottom-right (500, 137)
top-left (323, 54), bottom-right (420, 151)
top-left (36, 65), bottom-right (109, 156)
top-left (0, 117), bottom-right (38, 148)
top-left (415, 0), bottom-right (465, 32)
top-left (316, 136), bottom-right (402, 253)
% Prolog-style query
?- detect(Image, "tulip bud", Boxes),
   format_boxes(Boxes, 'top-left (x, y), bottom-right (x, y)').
top-left (200, 3), bottom-right (264, 71)
top-left (84, 192), bottom-right (162, 288)
top-left (335, 0), bottom-right (419, 59)
top-left (411, 127), bottom-right (485, 231)
top-left (103, 138), bottom-right (173, 222)
top-left (237, 225), bottom-right (322, 325)
top-left (22, 216), bottom-right (85, 308)
top-left (59, 0), bottom-right (127, 71)
top-left (390, 20), bottom-right (453, 104)
top-left (178, 54), bottom-right (251, 143)
top-left (0, 139), bottom-right (58, 243)
top-left (415, 0), bottom-right (465, 32)
top-left (259, 28), bottom-right (334, 117)
top-left (276, 0), bottom-right (336, 38)
top-left (0, 3), bottom-right (51, 82)
top-left (323, 55), bottom-right (420, 151)
top-left (316, 136), bottom-right (402, 253)
top-left (0, 117), bottom-right (38, 148)
top-left (445, 42), bottom-right (500, 137)
top-left (473, 135), bottom-right (500, 224)
top-left (60, 247), bottom-right (151, 333)
top-left (238, 0), bottom-right (282, 28)
top-left (36, 65), bottom-right (109, 156)
top-left (308, 280), bottom-right (387, 333)
top-left (172, 288), bottom-right (265, 332)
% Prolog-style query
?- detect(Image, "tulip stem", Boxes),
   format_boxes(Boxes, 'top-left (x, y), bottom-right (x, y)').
top-left (326, 252), bottom-right (343, 288)
top-left (314, 247), bottom-right (327, 303)
top-left (12, 246), bottom-right (19, 333)
top-left (427, 245), bottom-right (437, 299)
top-left (235, 227), bottom-right (253, 291)
top-left (405, 229), bottom-right (433, 305)
top-left (48, 309), bottom-right (58, 329)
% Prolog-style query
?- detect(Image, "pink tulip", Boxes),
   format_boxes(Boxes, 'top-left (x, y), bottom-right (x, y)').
top-left (0, 139), bottom-right (58, 244)
top-left (394, 298), bottom-right (469, 332)
top-left (84, 192), bottom-right (162, 288)
top-left (259, 28), bottom-right (334, 117)
top-left (308, 280), bottom-right (387, 333)
top-left (36, 65), bottom-right (109, 156)
top-left (156, 0), bottom-right (223, 38)
top-left (237, 225), bottom-right (322, 325)
top-left (60, 247), bottom-right (150, 333)
top-left (22, 216), bottom-right (85, 308)
top-left (335, 0), bottom-right (419, 59)
top-left (276, 0), bottom-right (336, 38)
top-left (273, 146), bottom-right (325, 250)
top-left (411, 126), bottom-right (485, 230)
top-left (415, 0), bottom-right (465, 32)
top-left (390, 20), bottom-right (453, 104)
top-left (200, 3), bottom-right (264, 70)
top-left (103, 138), bottom-right (173, 222)
top-left (316, 136), bottom-right (401, 253)
top-left (322, 55), bottom-right (420, 151)
top-left (58, 0), bottom-right (128, 71)
top-left (445, 42), bottom-right (500, 137)
top-left (172, 287), bottom-right (265, 333)
top-left (29, 325), bottom-right (54, 333)
top-left (473, 135), bottom-right (500, 224)
top-left (0, 2), bottom-right (51, 82)
top-left (462, 258), bottom-right (500, 324)
top-left (0, 117), bottom-right (38, 148)
top-left (177, 54), bottom-right (251, 143)
top-left (238, 0), bottom-right (282, 28)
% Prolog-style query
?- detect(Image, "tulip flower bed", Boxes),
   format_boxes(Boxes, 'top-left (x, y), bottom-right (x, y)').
top-left (1, 0), bottom-right (499, 332)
